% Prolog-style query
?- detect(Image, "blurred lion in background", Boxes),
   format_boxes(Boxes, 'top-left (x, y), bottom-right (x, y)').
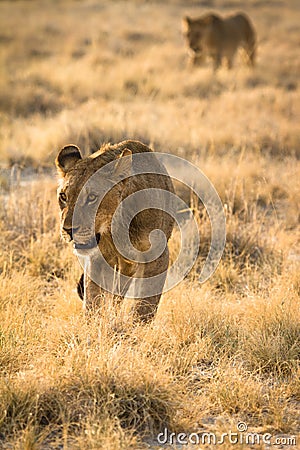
top-left (182, 12), bottom-right (256, 70)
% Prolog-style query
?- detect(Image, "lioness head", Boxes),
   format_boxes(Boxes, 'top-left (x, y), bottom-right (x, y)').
top-left (182, 14), bottom-right (220, 54)
top-left (55, 144), bottom-right (132, 255)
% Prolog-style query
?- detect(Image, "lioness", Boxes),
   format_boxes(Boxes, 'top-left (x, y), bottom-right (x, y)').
top-left (56, 140), bottom-right (175, 322)
top-left (182, 12), bottom-right (256, 70)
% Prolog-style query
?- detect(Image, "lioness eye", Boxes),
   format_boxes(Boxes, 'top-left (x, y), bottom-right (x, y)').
top-left (87, 193), bottom-right (97, 204)
top-left (59, 192), bottom-right (67, 202)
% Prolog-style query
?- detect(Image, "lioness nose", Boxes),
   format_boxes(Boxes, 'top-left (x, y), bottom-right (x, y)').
top-left (63, 226), bottom-right (79, 239)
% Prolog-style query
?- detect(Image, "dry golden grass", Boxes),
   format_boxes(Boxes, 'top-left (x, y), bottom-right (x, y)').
top-left (0, 0), bottom-right (299, 448)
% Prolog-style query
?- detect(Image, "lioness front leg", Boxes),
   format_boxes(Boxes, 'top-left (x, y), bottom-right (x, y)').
top-left (134, 248), bottom-right (169, 323)
top-left (77, 273), bottom-right (106, 311)
top-left (83, 276), bottom-right (107, 313)
top-left (212, 53), bottom-right (222, 71)
top-left (83, 257), bottom-right (135, 315)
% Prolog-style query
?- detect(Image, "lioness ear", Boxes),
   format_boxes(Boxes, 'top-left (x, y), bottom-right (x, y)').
top-left (182, 16), bottom-right (191, 32)
top-left (56, 144), bottom-right (82, 177)
top-left (113, 149), bottom-right (132, 180)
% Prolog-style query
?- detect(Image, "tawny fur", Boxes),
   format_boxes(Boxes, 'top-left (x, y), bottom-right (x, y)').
top-left (182, 12), bottom-right (256, 70)
top-left (56, 140), bottom-right (175, 322)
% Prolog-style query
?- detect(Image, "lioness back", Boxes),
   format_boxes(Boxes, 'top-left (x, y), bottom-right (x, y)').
top-left (182, 11), bottom-right (256, 70)
top-left (223, 13), bottom-right (256, 45)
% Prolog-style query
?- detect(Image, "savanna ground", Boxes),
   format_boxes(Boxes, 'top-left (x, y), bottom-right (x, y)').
top-left (0, 0), bottom-right (299, 448)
